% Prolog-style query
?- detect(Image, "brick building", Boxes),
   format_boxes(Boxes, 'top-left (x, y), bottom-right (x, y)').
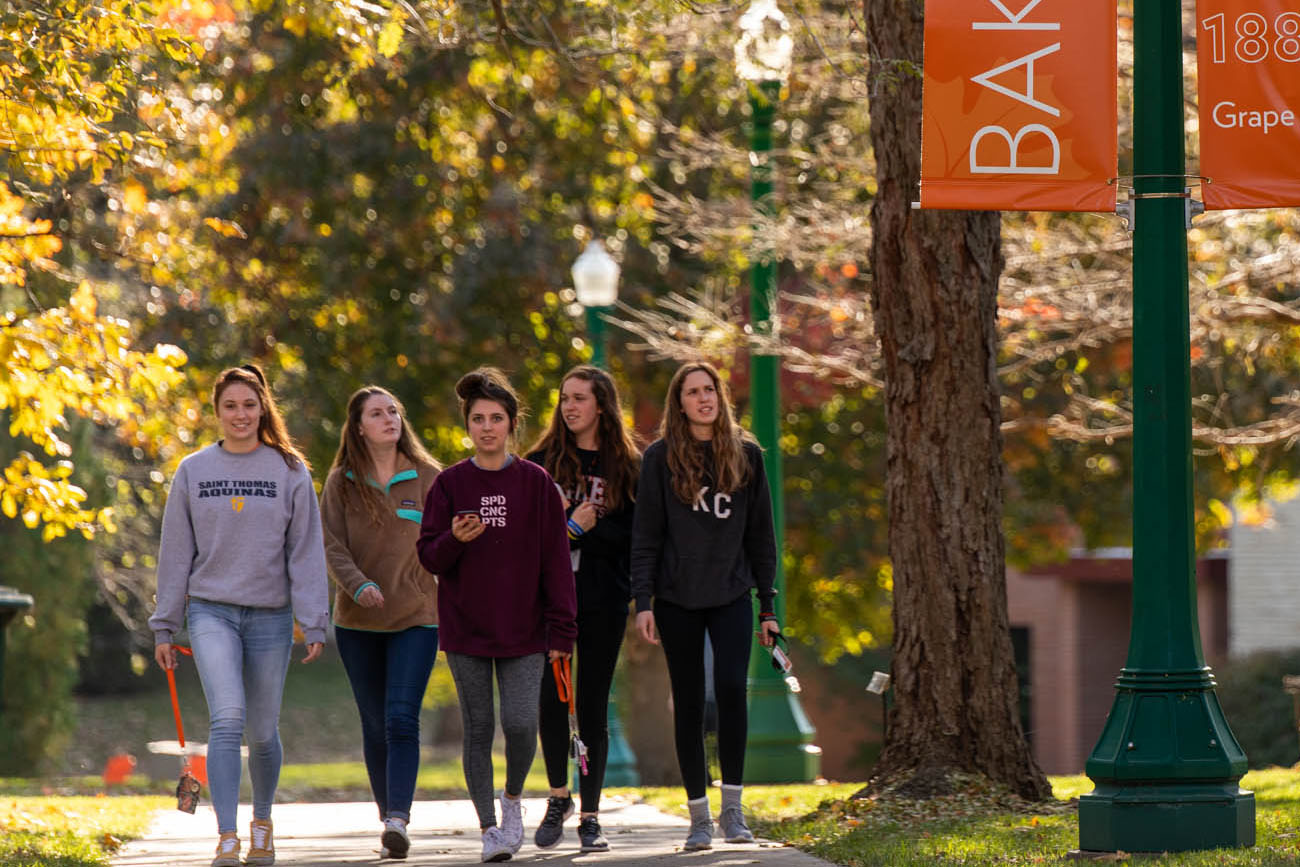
top-left (1005, 549), bottom-right (1230, 775)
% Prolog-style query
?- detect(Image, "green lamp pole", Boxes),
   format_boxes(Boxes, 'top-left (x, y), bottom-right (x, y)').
top-left (0, 586), bottom-right (34, 721)
top-left (735, 0), bottom-right (820, 784)
top-left (586, 307), bottom-right (608, 370)
top-left (570, 239), bottom-right (640, 787)
top-left (1076, 0), bottom-right (1254, 852)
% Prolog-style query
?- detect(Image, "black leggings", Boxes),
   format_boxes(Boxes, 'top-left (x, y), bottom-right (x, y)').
top-left (539, 607), bottom-right (628, 813)
top-left (655, 593), bottom-right (753, 800)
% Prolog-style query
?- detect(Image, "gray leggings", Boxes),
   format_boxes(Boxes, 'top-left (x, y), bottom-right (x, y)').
top-left (446, 652), bottom-right (545, 828)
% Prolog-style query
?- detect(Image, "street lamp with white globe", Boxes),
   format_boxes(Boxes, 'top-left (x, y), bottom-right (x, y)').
top-left (571, 239), bottom-right (620, 370)
top-left (567, 237), bottom-right (641, 787)
top-left (734, 0), bottom-right (820, 785)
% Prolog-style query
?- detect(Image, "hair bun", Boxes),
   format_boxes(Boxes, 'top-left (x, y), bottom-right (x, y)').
top-left (239, 363), bottom-right (267, 387)
top-left (455, 371), bottom-right (487, 400)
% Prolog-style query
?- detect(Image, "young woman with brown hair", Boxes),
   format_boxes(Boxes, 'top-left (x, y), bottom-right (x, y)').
top-left (417, 367), bottom-right (577, 863)
top-left (320, 385), bottom-right (441, 860)
top-left (151, 363), bottom-right (330, 867)
top-left (630, 361), bottom-right (780, 851)
top-left (525, 365), bottom-right (640, 852)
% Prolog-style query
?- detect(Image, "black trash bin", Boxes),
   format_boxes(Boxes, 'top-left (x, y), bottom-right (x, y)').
top-left (0, 585), bottom-right (34, 717)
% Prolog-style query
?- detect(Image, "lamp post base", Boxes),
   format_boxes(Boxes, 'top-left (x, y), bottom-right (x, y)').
top-left (1078, 782), bottom-right (1255, 852)
top-left (1080, 669), bottom-right (1255, 852)
top-left (602, 690), bottom-right (640, 787)
top-left (744, 676), bottom-right (820, 783)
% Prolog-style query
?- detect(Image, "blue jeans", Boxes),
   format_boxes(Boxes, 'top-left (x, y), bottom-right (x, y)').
top-left (186, 598), bottom-right (294, 834)
top-left (335, 625), bottom-right (440, 822)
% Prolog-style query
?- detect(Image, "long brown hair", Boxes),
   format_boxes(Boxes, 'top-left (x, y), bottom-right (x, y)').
top-left (212, 364), bottom-right (309, 470)
top-left (329, 385), bottom-right (441, 524)
top-left (528, 365), bottom-right (641, 511)
top-left (661, 361), bottom-right (754, 504)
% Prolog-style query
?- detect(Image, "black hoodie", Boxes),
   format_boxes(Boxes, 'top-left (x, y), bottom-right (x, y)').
top-left (630, 438), bottom-right (777, 613)
top-left (526, 447), bottom-right (635, 613)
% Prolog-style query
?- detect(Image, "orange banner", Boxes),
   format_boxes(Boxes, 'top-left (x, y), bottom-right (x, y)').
top-left (920, 0), bottom-right (1118, 212)
top-left (1197, 0), bottom-right (1300, 209)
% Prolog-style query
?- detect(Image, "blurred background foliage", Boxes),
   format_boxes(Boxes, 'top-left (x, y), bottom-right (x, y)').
top-left (5, 0), bottom-right (1300, 773)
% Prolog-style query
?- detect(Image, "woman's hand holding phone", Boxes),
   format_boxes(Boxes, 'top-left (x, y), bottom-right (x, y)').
top-left (452, 511), bottom-right (486, 543)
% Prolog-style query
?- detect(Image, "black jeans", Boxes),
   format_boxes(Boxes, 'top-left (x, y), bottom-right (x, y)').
top-left (654, 593), bottom-right (753, 800)
top-left (538, 607), bottom-right (628, 813)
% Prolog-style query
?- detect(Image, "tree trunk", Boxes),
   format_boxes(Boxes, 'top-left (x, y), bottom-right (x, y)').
top-left (862, 0), bottom-right (1050, 800)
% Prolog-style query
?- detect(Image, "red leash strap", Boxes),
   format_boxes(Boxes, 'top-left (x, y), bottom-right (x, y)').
top-left (552, 656), bottom-right (576, 715)
top-left (165, 645), bottom-right (194, 749)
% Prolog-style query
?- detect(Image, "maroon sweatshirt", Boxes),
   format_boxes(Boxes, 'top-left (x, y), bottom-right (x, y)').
top-left (417, 455), bottom-right (577, 656)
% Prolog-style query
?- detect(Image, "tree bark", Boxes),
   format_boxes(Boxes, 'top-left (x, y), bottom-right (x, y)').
top-left (863, 0), bottom-right (1050, 800)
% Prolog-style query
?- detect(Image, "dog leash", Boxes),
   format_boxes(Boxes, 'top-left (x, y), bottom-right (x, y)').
top-left (552, 656), bottom-right (588, 775)
top-left (165, 645), bottom-right (202, 813)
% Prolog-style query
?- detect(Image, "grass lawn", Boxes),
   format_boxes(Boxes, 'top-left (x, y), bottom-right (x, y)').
top-left (0, 795), bottom-right (167, 867)
top-left (1, 753), bottom-right (550, 802)
top-left (626, 769), bottom-right (1300, 866)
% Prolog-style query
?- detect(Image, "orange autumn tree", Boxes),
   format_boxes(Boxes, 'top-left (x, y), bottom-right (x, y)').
top-left (0, 0), bottom-right (197, 773)
top-left (0, 1), bottom-right (194, 540)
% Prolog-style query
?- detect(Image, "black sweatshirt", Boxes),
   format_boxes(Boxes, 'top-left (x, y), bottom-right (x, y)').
top-left (630, 438), bottom-right (777, 614)
top-left (526, 448), bottom-right (635, 613)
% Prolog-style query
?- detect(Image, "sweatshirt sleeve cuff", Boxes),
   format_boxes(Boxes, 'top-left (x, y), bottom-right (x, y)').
top-left (353, 581), bottom-right (379, 602)
top-left (303, 627), bottom-right (327, 646)
top-left (154, 630), bottom-right (173, 646)
top-left (634, 595), bottom-right (652, 613)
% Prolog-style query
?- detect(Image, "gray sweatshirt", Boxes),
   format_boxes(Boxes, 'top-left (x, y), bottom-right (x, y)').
top-left (149, 443), bottom-right (331, 646)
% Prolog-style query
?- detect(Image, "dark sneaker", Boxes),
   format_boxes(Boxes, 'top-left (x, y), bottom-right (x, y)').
top-left (577, 816), bottom-right (609, 852)
top-left (533, 795), bottom-right (574, 849)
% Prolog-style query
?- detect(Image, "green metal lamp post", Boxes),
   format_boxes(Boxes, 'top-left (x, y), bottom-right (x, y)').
top-left (570, 239), bottom-right (640, 787)
top-left (1076, 0), bottom-right (1254, 852)
top-left (0, 585), bottom-right (34, 720)
top-left (735, 0), bottom-right (820, 784)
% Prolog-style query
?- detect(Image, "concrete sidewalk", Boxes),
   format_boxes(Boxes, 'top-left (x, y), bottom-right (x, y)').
top-left (113, 797), bottom-right (837, 866)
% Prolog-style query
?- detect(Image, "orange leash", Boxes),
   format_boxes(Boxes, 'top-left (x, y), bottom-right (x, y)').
top-left (552, 656), bottom-right (576, 715)
top-left (165, 645), bottom-right (194, 748)
top-left (164, 645), bottom-right (202, 813)
top-left (552, 656), bottom-right (588, 775)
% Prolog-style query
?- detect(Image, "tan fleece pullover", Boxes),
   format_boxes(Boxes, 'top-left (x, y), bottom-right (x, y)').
top-left (321, 457), bottom-right (439, 632)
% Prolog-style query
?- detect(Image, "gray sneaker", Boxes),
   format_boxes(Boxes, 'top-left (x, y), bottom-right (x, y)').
top-left (480, 826), bottom-right (513, 863)
top-left (683, 815), bottom-right (713, 851)
top-left (719, 805), bottom-right (754, 843)
top-left (499, 794), bottom-right (524, 854)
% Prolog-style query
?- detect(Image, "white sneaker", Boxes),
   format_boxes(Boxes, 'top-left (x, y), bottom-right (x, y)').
top-left (381, 817), bottom-right (410, 859)
top-left (499, 793), bottom-right (525, 853)
top-left (481, 826), bottom-right (513, 862)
